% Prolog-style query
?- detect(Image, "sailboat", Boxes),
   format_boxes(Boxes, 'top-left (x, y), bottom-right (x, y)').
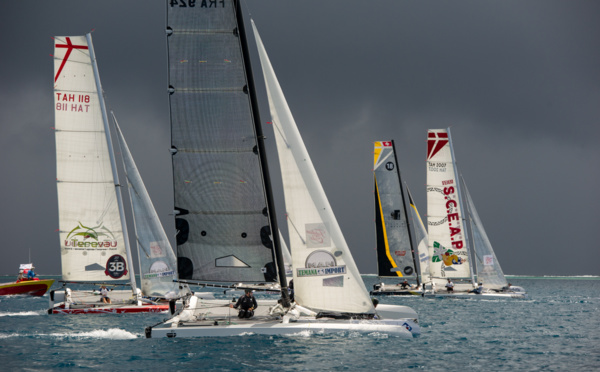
top-left (370, 141), bottom-right (428, 296)
top-left (49, 34), bottom-right (180, 314)
top-left (424, 128), bottom-right (526, 298)
top-left (145, 1), bottom-right (419, 338)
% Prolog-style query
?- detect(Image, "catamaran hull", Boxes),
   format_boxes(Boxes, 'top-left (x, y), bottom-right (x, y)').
top-left (423, 292), bottom-right (527, 299)
top-left (0, 279), bottom-right (54, 297)
top-left (50, 304), bottom-right (168, 314)
top-left (370, 288), bottom-right (423, 296)
top-left (146, 319), bottom-right (417, 339)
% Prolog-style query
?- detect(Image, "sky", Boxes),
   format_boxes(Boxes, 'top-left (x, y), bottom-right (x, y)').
top-left (0, 1), bottom-right (598, 277)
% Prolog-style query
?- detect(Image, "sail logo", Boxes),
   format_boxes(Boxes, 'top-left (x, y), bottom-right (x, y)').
top-left (105, 254), bottom-right (128, 279)
top-left (64, 222), bottom-right (118, 249)
top-left (385, 162), bottom-right (395, 171)
top-left (55, 37), bottom-right (88, 83)
top-left (431, 241), bottom-right (467, 266)
top-left (443, 186), bottom-right (464, 249)
top-left (297, 250), bottom-right (346, 277)
top-left (305, 223), bottom-right (331, 248)
top-left (427, 131), bottom-right (448, 160)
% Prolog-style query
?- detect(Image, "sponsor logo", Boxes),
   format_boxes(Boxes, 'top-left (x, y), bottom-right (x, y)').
top-left (296, 250), bottom-right (346, 277)
top-left (305, 223), bottom-right (331, 248)
top-left (64, 222), bottom-right (118, 249)
top-left (431, 241), bottom-right (467, 267)
top-left (395, 250), bottom-right (406, 256)
top-left (404, 266), bottom-right (414, 276)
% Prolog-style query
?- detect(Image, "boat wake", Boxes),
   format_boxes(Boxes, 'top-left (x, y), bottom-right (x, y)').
top-left (0, 311), bottom-right (43, 317)
top-left (47, 328), bottom-right (138, 340)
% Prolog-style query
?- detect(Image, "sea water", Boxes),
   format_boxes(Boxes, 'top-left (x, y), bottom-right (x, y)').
top-left (0, 276), bottom-right (598, 371)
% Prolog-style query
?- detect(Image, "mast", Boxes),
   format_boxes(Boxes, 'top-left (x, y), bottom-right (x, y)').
top-left (391, 140), bottom-right (420, 287)
top-left (446, 128), bottom-right (475, 286)
top-left (460, 174), bottom-right (478, 282)
top-left (234, 0), bottom-right (290, 306)
top-left (86, 33), bottom-right (137, 294)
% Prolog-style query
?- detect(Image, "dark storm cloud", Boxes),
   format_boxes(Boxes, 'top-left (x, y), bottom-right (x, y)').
top-left (0, 1), bottom-right (598, 276)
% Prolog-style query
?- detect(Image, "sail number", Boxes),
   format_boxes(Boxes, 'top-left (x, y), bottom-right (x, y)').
top-left (170, 0), bottom-right (225, 7)
top-left (104, 255), bottom-right (128, 279)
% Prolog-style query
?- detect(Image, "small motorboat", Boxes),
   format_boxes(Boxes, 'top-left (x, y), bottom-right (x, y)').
top-left (0, 264), bottom-right (54, 297)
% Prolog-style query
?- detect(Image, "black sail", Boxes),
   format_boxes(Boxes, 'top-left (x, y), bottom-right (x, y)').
top-left (167, 0), bottom-right (277, 283)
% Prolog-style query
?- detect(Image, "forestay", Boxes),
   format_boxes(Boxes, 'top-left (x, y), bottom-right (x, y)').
top-left (426, 129), bottom-right (473, 284)
top-left (167, 1), bottom-right (278, 283)
top-left (54, 35), bottom-right (131, 282)
top-left (252, 21), bottom-right (374, 314)
top-left (463, 181), bottom-right (508, 290)
top-left (373, 141), bottom-right (417, 279)
top-left (114, 119), bottom-right (179, 298)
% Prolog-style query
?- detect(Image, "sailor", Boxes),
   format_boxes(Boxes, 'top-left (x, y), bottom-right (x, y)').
top-left (230, 289), bottom-right (258, 319)
top-left (100, 285), bottom-right (112, 304)
top-left (400, 280), bottom-right (410, 290)
top-left (445, 279), bottom-right (454, 292)
top-left (469, 283), bottom-right (484, 294)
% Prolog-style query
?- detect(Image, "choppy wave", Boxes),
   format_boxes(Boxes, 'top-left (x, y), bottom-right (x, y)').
top-left (506, 275), bottom-right (600, 280)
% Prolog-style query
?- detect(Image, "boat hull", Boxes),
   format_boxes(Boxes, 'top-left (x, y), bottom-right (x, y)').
top-left (146, 318), bottom-right (416, 339)
top-left (0, 279), bottom-right (54, 297)
top-left (370, 287), bottom-right (423, 296)
top-left (50, 304), bottom-right (168, 314)
top-left (423, 291), bottom-right (527, 299)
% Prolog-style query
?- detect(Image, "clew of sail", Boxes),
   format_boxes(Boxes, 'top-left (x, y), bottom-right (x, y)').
top-left (426, 129), bottom-right (473, 286)
top-left (373, 141), bottom-right (417, 279)
top-left (167, 3), bottom-right (279, 284)
top-left (252, 21), bottom-right (374, 314)
top-left (54, 35), bottom-right (131, 283)
top-left (462, 180), bottom-right (508, 290)
top-left (113, 117), bottom-right (180, 298)
top-left (407, 187), bottom-right (430, 284)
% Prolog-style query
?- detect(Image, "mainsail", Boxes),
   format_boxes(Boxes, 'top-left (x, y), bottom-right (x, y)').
top-left (373, 141), bottom-right (417, 280)
top-left (166, 1), bottom-right (283, 284)
top-left (462, 179), bottom-right (508, 290)
top-left (54, 35), bottom-right (133, 284)
top-left (426, 129), bottom-right (473, 286)
top-left (252, 21), bottom-right (374, 314)
top-left (113, 117), bottom-right (179, 298)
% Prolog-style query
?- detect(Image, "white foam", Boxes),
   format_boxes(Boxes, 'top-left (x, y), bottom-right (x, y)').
top-left (48, 328), bottom-right (138, 340)
top-left (0, 311), bottom-right (42, 317)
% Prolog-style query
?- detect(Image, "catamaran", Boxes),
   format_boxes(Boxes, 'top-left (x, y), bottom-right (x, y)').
top-left (49, 34), bottom-right (182, 314)
top-left (370, 141), bottom-right (430, 296)
top-left (424, 128), bottom-right (526, 299)
top-left (145, 0), bottom-right (419, 338)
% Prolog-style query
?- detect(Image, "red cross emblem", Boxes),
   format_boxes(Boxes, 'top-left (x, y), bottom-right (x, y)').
top-left (54, 37), bottom-right (89, 83)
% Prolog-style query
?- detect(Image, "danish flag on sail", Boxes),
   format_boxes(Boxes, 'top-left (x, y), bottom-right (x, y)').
top-left (427, 131), bottom-right (449, 160)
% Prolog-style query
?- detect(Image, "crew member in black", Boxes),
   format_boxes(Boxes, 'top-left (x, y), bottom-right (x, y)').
top-left (230, 289), bottom-right (258, 319)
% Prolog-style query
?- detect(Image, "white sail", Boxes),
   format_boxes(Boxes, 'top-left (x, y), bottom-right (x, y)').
top-left (252, 21), bottom-right (374, 314)
top-left (462, 180), bottom-right (508, 290)
top-left (54, 35), bottom-right (131, 283)
top-left (113, 117), bottom-right (180, 298)
top-left (407, 187), bottom-right (430, 284)
top-left (426, 129), bottom-right (473, 286)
